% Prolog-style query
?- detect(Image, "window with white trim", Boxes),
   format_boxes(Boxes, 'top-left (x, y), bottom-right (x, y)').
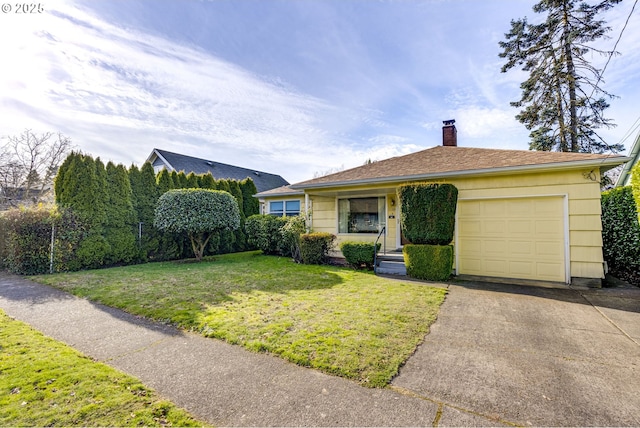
top-left (269, 200), bottom-right (301, 217)
top-left (338, 197), bottom-right (385, 233)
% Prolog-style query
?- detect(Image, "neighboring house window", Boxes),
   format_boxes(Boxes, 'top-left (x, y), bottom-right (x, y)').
top-left (269, 200), bottom-right (301, 217)
top-left (338, 197), bottom-right (385, 233)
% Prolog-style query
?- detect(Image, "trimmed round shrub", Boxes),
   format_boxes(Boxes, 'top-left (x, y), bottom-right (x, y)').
top-left (299, 232), bottom-right (335, 265)
top-left (339, 241), bottom-right (381, 270)
top-left (403, 244), bottom-right (453, 281)
top-left (398, 183), bottom-right (458, 245)
top-left (155, 189), bottom-right (240, 261)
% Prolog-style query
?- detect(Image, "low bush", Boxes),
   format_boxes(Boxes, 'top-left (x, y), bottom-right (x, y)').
top-left (403, 244), bottom-right (453, 281)
top-left (299, 232), bottom-right (335, 265)
top-left (339, 241), bottom-right (381, 270)
top-left (245, 215), bottom-right (287, 255)
top-left (280, 215), bottom-right (306, 261)
top-left (2, 206), bottom-right (53, 275)
top-left (1, 205), bottom-right (98, 274)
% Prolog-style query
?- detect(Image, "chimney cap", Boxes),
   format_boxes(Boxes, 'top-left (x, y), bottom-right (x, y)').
top-left (443, 119), bottom-right (455, 126)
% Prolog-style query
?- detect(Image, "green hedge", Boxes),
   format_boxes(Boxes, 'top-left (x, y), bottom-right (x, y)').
top-left (245, 215), bottom-right (287, 255)
top-left (601, 186), bottom-right (640, 276)
top-left (632, 162), bottom-right (640, 222)
top-left (398, 183), bottom-right (457, 245)
top-left (299, 232), bottom-right (335, 265)
top-left (403, 244), bottom-right (453, 281)
top-left (339, 241), bottom-right (381, 270)
top-left (0, 206), bottom-right (89, 275)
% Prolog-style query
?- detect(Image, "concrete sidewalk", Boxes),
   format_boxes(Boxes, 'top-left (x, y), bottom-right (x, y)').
top-left (0, 273), bottom-right (491, 427)
top-left (1, 272), bottom-right (639, 426)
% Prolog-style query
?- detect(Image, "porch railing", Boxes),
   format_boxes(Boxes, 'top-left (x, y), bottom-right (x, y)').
top-left (373, 226), bottom-right (386, 274)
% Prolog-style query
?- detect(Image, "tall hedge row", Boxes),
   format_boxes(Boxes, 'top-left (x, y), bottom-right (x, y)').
top-left (1, 151), bottom-right (264, 274)
top-left (601, 186), bottom-right (640, 284)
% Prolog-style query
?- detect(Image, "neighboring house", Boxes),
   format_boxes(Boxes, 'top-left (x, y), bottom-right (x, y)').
top-left (614, 130), bottom-right (640, 187)
top-left (256, 121), bottom-right (630, 287)
top-left (146, 148), bottom-right (290, 193)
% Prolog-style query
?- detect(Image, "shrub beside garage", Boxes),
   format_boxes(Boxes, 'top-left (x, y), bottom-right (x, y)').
top-left (398, 183), bottom-right (458, 281)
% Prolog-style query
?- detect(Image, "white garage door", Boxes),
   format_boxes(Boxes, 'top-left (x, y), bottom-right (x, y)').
top-left (457, 197), bottom-right (567, 283)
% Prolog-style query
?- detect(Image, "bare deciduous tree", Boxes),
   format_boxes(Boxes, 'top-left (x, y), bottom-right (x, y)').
top-left (0, 129), bottom-right (73, 208)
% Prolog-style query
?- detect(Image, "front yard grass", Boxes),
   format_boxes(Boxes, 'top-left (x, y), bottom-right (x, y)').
top-left (0, 311), bottom-right (206, 427)
top-left (34, 251), bottom-right (447, 387)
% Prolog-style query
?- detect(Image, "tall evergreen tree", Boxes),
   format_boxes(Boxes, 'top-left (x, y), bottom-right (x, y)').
top-left (198, 173), bottom-right (216, 189)
top-left (499, 0), bottom-right (622, 153)
top-left (227, 180), bottom-right (247, 252)
top-left (129, 162), bottom-right (161, 261)
top-left (104, 162), bottom-right (137, 265)
top-left (239, 178), bottom-right (260, 217)
top-left (170, 170), bottom-right (181, 189)
top-left (55, 153), bottom-right (109, 268)
top-left (186, 172), bottom-right (199, 188)
top-left (157, 168), bottom-right (174, 196)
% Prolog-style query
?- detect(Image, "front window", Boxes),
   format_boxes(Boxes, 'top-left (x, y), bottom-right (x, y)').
top-left (338, 197), bottom-right (385, 233)
top-left (269, 200), bottom-right (301, 217)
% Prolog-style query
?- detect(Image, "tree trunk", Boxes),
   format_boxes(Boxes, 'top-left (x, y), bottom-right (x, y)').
top-left (562, 3), bottom-right (579, 152)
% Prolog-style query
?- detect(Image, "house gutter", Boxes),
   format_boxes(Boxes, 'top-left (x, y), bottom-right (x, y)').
top-left (253, 190), bottom-right (305, 198)
top-left (615, 132), bottom-right (640, 187)
top-left (290, 157), bottom-right (630, 190)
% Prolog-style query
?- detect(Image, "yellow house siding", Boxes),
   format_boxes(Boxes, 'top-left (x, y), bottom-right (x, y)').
top-left (309, 196), bottom-right (335, 232)
top-left (262, 167), bottom-right (605, 281)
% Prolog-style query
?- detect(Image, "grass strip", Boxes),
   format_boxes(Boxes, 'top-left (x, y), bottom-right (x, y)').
top-left (0, 311), bottom-right (206, 427)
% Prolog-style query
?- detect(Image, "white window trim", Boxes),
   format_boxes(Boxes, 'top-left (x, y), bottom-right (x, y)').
top-left (267, 199), bottom-right (302, 217)
top-left (335, 195), bottom-right (387, 235)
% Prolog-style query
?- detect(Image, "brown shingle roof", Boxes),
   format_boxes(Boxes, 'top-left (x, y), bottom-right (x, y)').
top-left (292, 146), bottom-right (626, 189)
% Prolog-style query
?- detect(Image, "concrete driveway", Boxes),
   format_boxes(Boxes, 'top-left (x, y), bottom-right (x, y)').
top-left (392, 281), bottom-right (640, 427)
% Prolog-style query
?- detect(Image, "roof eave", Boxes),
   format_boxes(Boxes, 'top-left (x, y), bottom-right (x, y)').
top-left (254, 190), bottom-right (305, 198)
top-left (615, 133), bottom-right (640, 187)
top-left (291, 157), bottom-right (631, 190)
top-left (145, 149), bottom-right (174, 171)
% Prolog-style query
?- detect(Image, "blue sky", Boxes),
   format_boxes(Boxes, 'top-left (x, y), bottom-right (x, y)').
top-left (1, 0), bottom-right (639, 183)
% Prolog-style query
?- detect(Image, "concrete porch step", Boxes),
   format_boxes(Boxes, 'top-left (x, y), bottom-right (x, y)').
top-left (375, 251), bottom-right (406, 275)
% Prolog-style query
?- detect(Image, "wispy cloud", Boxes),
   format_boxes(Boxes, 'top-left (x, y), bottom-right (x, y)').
top-left (0, 1), bottom-right (390, 182)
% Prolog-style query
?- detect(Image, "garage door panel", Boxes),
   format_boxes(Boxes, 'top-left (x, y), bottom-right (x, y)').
top-left (484, 202), bottom-right (506, 216)
top-left (509, 240), bottom-right (533, 256)
top-left (509, 261), bottom-right (534, 276)
top-left (458, 197), bottom-right (566, 283)
top-left (506, 199), bottom-right (532, 216)
top-left (535, 262), bottom-right (564, 279)
top-left (536, 241), bottom-right (564, 258)
top-left (459, 257), bottom-right (483, 273)
top-left (484, 220), bottom-right (506, 234)
top-left (484, 259), bottom-right (508, 275)
top-left (508, 219), bottom-right (533, 234)
top-left (483, 239), bottom-right (507, 256)
top-left (463, 238), bottom-right (482, 255)
top-left (535, 219), bottom-right (563, 235)
top-left (459, 220), bottom-right (482, 236)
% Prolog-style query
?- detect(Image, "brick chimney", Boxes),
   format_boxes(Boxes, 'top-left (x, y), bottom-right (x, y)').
top-left (442, 119), bottom-right (457, 147)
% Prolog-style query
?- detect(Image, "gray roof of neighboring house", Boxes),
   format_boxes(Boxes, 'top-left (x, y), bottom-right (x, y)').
top-left (146, 149), bottom-right (289, 193)
top-left (615, 131), bottom-right (640, 187)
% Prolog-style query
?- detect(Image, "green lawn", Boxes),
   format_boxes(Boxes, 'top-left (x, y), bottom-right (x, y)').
top-left (34, 251), bottom-right (447, 387)
top-left (0, 311), bottom-right (206, 427)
